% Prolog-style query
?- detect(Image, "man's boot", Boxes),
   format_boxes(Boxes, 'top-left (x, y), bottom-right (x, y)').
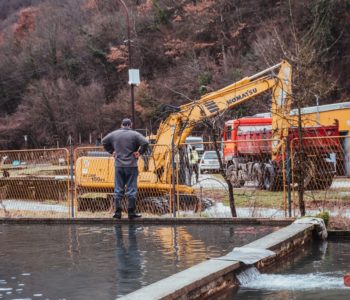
top-left (128, 208), bottom-right (142, 220)
top-left (113, 208), bottom-right (122, 219)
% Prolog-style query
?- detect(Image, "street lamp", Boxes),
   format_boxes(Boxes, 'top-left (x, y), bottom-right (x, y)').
top-left (117, 0), bottom-right (139, 129)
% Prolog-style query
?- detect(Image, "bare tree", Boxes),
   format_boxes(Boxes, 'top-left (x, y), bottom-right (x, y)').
top-left (251, 0), bottom-right (340, 216)
top-left (201, 113), bottom-right (237, 217)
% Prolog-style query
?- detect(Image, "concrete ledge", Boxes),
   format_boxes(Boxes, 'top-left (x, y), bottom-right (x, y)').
top-left (243, 223), bottom-right (312, 250)
top-left (120, 222), bottom-right (315, 299)
top-left (0, 217), bottom-right (294, 226)
top-left (121, 260), bottom-right (241, 300)
top-left (242, 223), bottom-right (314, 270)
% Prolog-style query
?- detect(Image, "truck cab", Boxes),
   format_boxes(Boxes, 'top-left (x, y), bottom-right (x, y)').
top-left (223, 117), bottom-right (272, 163)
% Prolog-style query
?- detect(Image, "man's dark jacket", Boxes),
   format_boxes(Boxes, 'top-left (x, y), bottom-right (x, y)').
top-left (102, 128), bottom-right (149, 167)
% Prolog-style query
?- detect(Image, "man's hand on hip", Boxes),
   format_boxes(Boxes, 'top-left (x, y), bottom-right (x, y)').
top-left (133, 151), bottom-right (140, 159)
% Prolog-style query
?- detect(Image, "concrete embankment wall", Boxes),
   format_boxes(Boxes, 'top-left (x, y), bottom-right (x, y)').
top-left (0, 217), bottom-right (293, 226)
top-left (121, 222), bottom-right (315, 300)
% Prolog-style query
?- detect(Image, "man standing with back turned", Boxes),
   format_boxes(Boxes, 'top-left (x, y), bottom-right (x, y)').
top-left (102, 118), bottom-right (149, 219)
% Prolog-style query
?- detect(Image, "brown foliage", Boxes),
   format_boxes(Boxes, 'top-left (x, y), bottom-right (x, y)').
top-left (0, 0), bottom-right (349, 148)
top-left (83, 0), bottom-right (98, 10)
top-left (183, 0), bottom-right (215, 15)
top-left (107, 45), bottom-right (128, 72)
top-left (136, 0), bottom-right (153, 15)
top-left (12, 78), bottom-right (107, 146)
top-left (163, 38), bottom-right (190, 59)
top-left (13, 7), bottom-right (38, 40)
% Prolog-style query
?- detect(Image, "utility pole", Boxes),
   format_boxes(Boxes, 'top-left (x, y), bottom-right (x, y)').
top-left (117, 0), bottom-right (138, 129)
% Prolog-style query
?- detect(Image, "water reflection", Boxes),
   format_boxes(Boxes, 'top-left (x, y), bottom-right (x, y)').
top-left (68, 224), bottom-right (81, 267)
top-left (115, 225), bottom-right (142, 296)
top-left (0, 224), bottom-right (277, 299)
top-left (152, 226), bottom-right (207, 265)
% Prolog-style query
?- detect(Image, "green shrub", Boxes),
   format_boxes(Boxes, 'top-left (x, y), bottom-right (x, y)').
top-left (198, 71), bottom-right (212, 87)
top-left (152, 0), bottom-right (171, 25)
top-left (316, 211), bottom-right (330, 227)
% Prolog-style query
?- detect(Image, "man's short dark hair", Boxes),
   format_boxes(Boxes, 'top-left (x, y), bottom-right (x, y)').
top-left (122, 118), bottom-right (132, 127)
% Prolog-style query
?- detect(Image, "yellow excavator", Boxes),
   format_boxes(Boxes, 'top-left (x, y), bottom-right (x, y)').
top-left (75, 61), bottom-right (292, 213)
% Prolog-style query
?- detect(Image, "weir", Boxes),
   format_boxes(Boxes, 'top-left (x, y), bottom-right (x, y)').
top-left (236, 267), bottom-right (260, 286)
top-left (239, 272), bottom-right (347, 291)
top-left (121, 219), bottom-right (325, 299)
top-left (234, 238), bottom-right (350, 299)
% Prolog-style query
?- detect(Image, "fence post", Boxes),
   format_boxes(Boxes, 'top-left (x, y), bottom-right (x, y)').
top-left (176, 149), bottom-right (180, 217)
top-left (69, 136), bottom-right (75, 218)
top-left (286, 138), bottom-right (292, 217)
top-left (171, 125), bottom-right (176, 217)
top-left (199, 186), bottom-right (203, 217)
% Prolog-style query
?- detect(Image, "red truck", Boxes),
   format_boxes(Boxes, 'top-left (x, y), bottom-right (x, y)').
top-left (223, 117), bottom-right (341, 190)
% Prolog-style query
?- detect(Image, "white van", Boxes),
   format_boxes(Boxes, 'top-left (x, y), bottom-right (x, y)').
top-left (185, 136), bottom-right (204, 159)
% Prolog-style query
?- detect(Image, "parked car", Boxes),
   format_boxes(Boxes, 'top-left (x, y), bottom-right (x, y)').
top-left (199, 151), bottom-right (222, 174)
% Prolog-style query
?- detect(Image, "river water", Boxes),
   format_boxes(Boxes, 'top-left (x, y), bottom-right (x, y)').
top-left (0, 224), bottom-right (278, 299)
top-left (228, 239), bottom-right (350, 299)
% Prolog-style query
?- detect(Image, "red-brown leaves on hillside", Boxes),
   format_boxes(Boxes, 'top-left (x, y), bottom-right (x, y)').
top-left (230, 23), bottom-right (248, 39)
top-left (107, 46), bottom-right (128, 72)
top-left (83, 0), bottom-right (98, 10)
top-left (193, 42), bottom-right (215, 51)
top-left (183, 0), bottom-right (215, 15)
top-left (13, 7), bottom-right (38, 40)
top-left (164, 38), bottom-right (190, 59)
top-left (136, 0), bottom-right (153, 15)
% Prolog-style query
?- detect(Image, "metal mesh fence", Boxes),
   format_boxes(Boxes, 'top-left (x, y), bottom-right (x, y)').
top-left (0, 149), bottom-right (70, 218)
top-left (291, 135), bottom-right (350, 218)
top-left (74, 145), bottom-right (174, 217)
top-left (178, 139), bottom-right (288, 218)
top-left (1, 135), bottom-right (349, 219)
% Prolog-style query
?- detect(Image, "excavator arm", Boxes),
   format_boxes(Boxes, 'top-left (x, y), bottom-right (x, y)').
top-left (145, 60), bottom-right (292, 184)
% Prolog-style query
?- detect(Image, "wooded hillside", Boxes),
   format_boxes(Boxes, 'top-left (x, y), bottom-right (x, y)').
top-left (0, 0), bottom-right (349, 148)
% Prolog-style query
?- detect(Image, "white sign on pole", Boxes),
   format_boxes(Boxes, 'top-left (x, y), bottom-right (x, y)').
top-left (128, 69), bottom-right (140, 85)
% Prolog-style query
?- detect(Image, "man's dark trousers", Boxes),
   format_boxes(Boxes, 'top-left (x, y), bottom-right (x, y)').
top-left (114, 167), bottom-right (138, 211)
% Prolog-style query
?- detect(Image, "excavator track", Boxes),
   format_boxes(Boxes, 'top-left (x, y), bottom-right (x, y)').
top-left (77, 191), bottom-right (214, 215)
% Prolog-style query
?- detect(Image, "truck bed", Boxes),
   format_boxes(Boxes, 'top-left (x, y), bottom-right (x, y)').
top-left (233, 125), bottom-right (340, 156)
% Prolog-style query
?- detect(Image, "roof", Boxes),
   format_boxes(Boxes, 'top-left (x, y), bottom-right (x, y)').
top-left (290, 101), bottom-right (350, 115)
top-left (225, 117), bottom-right (272, 126)
top-left (249, 102), bottom-right (350, 118)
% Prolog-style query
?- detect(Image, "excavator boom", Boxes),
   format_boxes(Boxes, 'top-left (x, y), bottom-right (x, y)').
top-left (150, 60), bottom-right (292, 183)
top-left (75, 61), bottom-right (292, 213)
